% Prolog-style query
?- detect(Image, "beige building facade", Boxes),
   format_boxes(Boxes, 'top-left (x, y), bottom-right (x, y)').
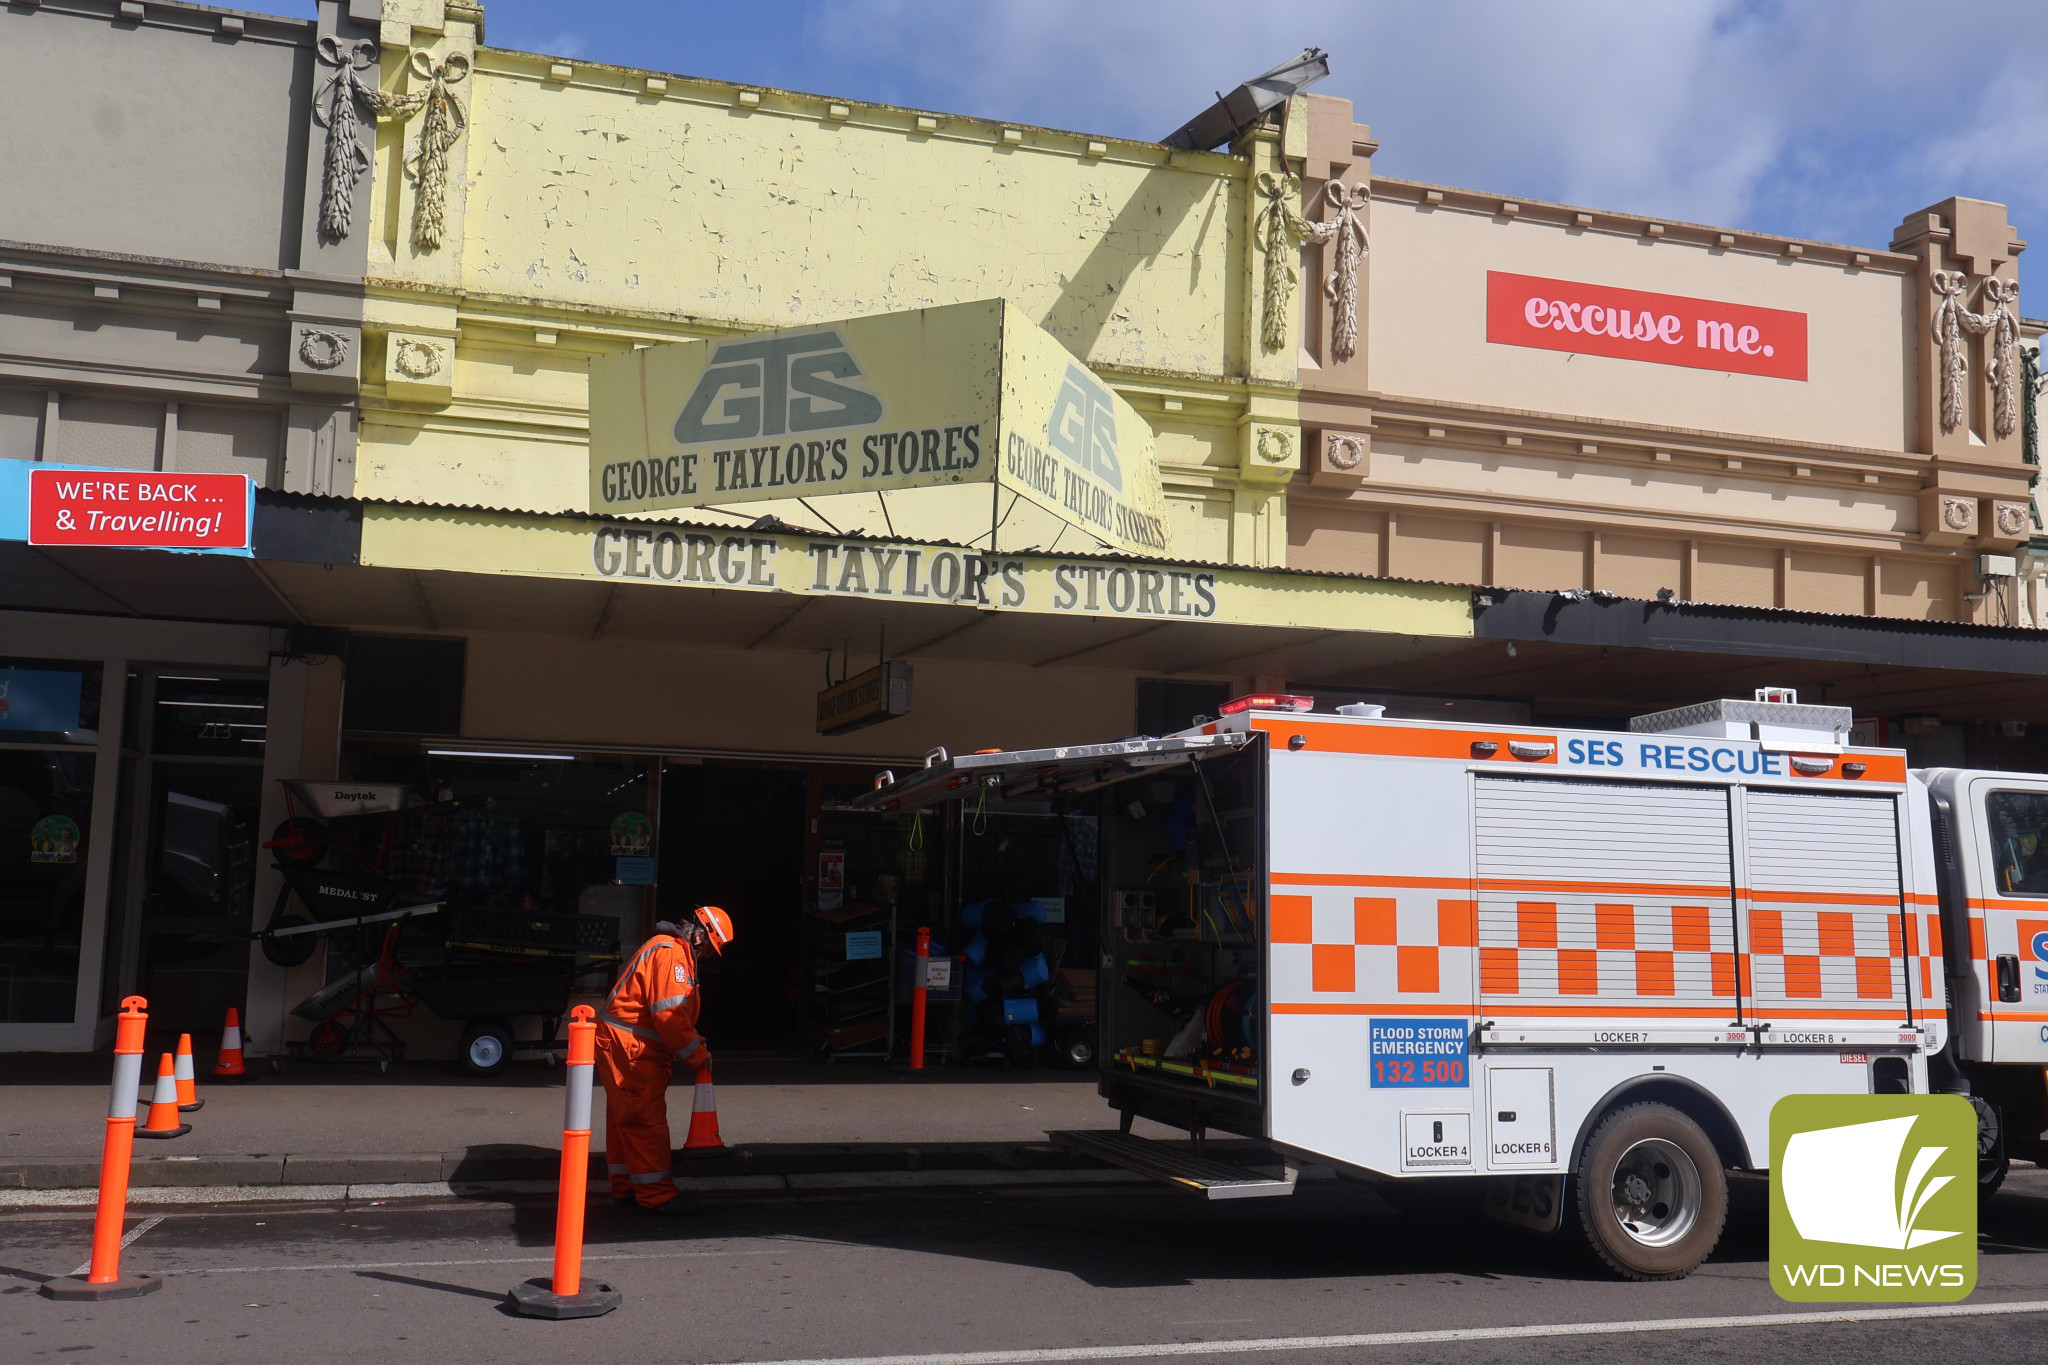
top-left (1285, 95), bottom-right (2036, 629)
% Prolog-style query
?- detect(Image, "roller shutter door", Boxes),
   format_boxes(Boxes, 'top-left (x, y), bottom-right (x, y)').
top-left (1474, 778), bottom-right (1737, 1018)
top-left (1741, 790), bottom-right (1907, 1020)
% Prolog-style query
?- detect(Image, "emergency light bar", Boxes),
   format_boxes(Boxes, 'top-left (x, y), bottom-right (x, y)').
top-left (1218, 693), bottom-right (1315, 716)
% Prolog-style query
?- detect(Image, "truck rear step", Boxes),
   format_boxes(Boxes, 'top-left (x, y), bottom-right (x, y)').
top-left (1048, 1130), bottom-right (1296, 1200)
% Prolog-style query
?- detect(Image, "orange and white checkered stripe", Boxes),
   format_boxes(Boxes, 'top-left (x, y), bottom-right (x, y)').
top-left (1269, 877), bottom-right (1476, 1010)
top-left (1475, 894), bottom-right (1737, 1009)
top-left (1743, 894), bottom-right (1908, 1012)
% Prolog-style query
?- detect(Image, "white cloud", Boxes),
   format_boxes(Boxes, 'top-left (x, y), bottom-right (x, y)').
top-left (807, 0), bottom-right (2048, 285)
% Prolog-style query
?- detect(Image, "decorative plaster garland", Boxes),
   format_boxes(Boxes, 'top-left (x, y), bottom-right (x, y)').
top-left (1254, 172), bottom-right (1370, 360)
top-left (379, 50), bottom-right (470, 252)
top-left (1299, 181), bottom-right (1370, 361)
top-left (1932, 270), bottom-right (2021, 440)
top-left (313, 37), bottom-right (380, 241)
top-left (1254, 171), bottom-right (1305, 353)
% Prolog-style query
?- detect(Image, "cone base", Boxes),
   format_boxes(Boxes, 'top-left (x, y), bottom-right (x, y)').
top-left (39, 1273), bottom-right (162, 1302)
top-left (134, 1123), bottom-right (191, 1140)
top-left (211, 1068), bottom-right (247, 1080)
top-left (177, 1099), bottom-right (205, 1112)
top-left (507, 1277), bottom-right (621, 1319)
top-left (679, 1140), bottom-right (726, 1155)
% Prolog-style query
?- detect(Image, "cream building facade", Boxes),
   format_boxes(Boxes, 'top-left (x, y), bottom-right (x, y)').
top-left (1285, 94), bottom-right (2038, 631)
top-left (352, 0), bottom-right (1300, 570)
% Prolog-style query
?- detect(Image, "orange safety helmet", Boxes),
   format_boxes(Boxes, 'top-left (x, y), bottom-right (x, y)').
top-left (694, 905), bottom-right (734, 955)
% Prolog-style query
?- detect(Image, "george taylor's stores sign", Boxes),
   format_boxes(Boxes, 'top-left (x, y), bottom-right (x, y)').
top-left (357, 502), bottom-right (1472, 639)
top-left (586, 299), bottom-right (1172, 558)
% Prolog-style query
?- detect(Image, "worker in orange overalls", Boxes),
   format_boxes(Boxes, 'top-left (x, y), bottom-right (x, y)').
top-left (598, 905), bottom-right (733, 1214)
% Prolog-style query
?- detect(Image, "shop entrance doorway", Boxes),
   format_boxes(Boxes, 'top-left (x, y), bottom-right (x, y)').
top-left (658, 764), bottom-right (807, 1051)
top-left (119, 670), bottom-right (268, 1036)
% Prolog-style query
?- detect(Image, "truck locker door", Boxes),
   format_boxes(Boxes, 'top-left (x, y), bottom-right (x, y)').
top-left (1473, 778), bottom-right (1738, 1032)
top-left (1486, 1066), bottom-right (1557, 1167)
top-left (1968, 781), bottom-right (2048, 1063)
top-left (1740, 789), bottom-right (1910, 1035)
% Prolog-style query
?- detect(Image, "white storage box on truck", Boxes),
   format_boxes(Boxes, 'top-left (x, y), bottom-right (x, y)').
top-left (858, 689), bottom-right (2048, 1279)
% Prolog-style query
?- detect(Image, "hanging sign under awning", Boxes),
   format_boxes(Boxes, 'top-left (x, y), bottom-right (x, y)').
top-left (587, 299), bottom-right (1171, 558)
top-left (816, 660), bottom-right (913, 736)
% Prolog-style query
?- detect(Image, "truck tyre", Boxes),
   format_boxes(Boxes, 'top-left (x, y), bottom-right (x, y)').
top-left (459, 1020), bottom-right (514, 1077)
top-left (1573, 1102), bottom-right (1727, 1281)
top-left (1973, 1096), bottom-right (2007, 1202)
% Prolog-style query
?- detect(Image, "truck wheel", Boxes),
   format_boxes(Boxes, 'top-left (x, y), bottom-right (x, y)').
top-left (1574, 1103), bottom-right (1727, 1281)
top-left (459, 1021), bottom-right (514, 1077)
top-left (1973, 1097), bottom-right (2007, 1202)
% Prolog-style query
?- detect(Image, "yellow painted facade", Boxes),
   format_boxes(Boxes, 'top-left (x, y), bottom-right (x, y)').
top-left (358, 1), bottom-right (1306, 570)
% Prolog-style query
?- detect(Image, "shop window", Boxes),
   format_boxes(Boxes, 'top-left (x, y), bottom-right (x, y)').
top-left (1135, 679), bottom-right (1230, 737)
top-left (344, 634), bottom-right (465, 735)
top-left (340, 749), bottom-right (655, 924)
top-left (0, 672), bottom-right (100, 1017)
top-left (0, 657), bottom-right (102, 744)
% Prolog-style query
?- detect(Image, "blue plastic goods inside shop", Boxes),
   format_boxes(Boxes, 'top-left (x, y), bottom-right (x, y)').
top-left (273, 741), bottom-right (1108, 1072)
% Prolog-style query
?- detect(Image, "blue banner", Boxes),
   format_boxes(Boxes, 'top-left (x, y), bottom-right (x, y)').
top-left (1369, 1017), bottom-right (1470, 1088)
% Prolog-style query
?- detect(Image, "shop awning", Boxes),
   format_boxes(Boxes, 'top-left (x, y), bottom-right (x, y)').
top-left (8, 492), bottom-right (2048, 725)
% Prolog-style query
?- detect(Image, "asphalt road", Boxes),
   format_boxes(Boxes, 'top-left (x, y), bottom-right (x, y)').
top-left (5, 1168), bottom-right (2046, 1365)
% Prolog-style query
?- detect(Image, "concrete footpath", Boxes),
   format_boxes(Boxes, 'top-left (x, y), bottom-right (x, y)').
top-left (0, 1056), bottom-right (1198, 1195)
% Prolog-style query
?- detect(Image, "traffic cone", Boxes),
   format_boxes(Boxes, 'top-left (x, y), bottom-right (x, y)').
top-left (173, 1034), bottom-right (204, 1112)
top-left (135, 1053), bottom-right (190, 1139)
top-left (681, 1062), bottom-right (724, 1152)
top-left (212, 1008), bottom-right (246, 1079)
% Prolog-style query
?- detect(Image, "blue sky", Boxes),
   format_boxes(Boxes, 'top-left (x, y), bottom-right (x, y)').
top-left (291, 0), bottom-right (2046, 296)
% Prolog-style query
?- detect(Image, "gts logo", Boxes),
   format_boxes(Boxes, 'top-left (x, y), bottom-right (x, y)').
top-left (674, 330), bottom-right (883, 443)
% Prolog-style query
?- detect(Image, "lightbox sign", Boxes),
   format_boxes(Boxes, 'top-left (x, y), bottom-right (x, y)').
top-left (1486, 271), bottom-right (1808, 381)
top-left (587, 299), bottom-right (1172, 558)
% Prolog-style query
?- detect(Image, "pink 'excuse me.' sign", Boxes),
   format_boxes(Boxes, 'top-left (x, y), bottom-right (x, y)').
top-left (1486, 271), bottom-right (1808, 381)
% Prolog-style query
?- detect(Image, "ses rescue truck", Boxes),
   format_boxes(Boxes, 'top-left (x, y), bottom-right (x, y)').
top-left (859, 689), bottom-right (2048, 1279)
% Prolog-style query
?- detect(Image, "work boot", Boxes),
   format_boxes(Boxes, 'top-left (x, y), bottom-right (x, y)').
top-left (638, 1193), bottom-right (699, 1217)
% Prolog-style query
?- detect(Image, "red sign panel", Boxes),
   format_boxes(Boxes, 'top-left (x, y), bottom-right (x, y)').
top-left (1486, 271), bottom-right (1808, 381)
top-left (29, 469), bottom-right (251, 549)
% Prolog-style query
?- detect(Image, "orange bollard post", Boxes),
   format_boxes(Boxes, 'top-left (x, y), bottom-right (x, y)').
top-left (41, 997), bottom-right (162, 1301)
top-left (173, 1034), bottom-right (204, 1112)
top-left (907, 925), bottom-right (930, 1070)
top-left (508, 1006), bottom-right (619, 1319)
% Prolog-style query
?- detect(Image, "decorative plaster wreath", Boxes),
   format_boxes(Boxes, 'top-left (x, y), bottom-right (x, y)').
top-left (393, 337), bottom-right (446, 379)
top-left (1325, 432), bottom-right (1365, 471)
top-left (1996, 503), bottom-right (2030, 539)
top-left (298, 328), bottom-right (350, 371)
top-left (1257, 427), bottom-right (1294, 463)
top-left (1941, 496), bottom-right (1975, 532)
